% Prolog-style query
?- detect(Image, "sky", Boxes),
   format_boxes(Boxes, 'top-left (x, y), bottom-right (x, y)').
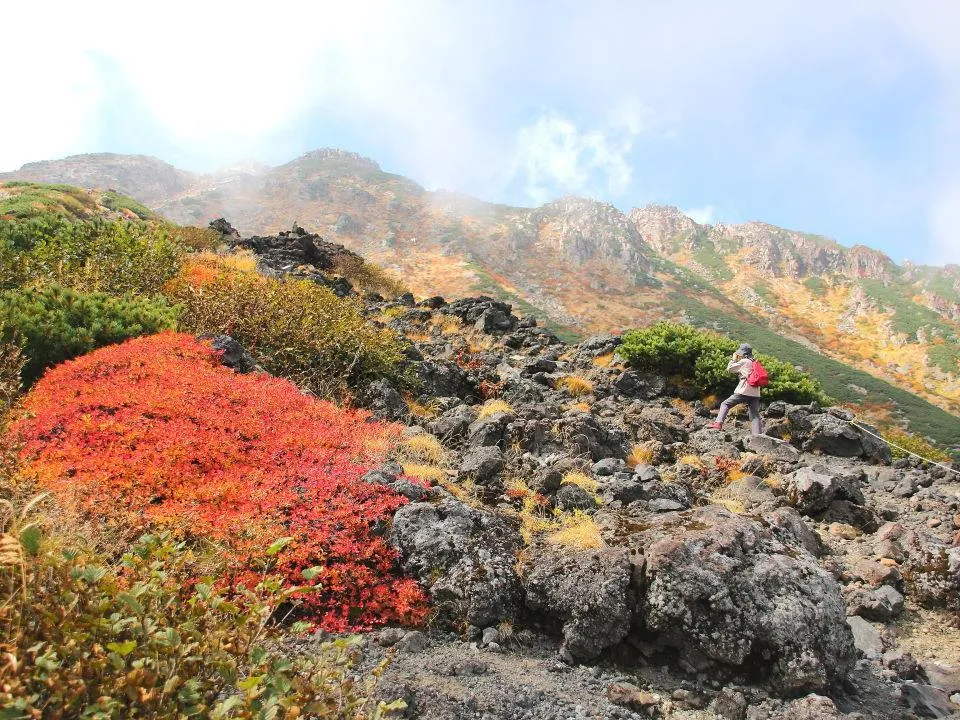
top-left (4, 1), bottom-right (960, 265)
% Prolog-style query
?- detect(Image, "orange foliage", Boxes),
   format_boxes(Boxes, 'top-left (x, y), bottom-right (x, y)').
top-left (9, 333), bottom-right (427, 631)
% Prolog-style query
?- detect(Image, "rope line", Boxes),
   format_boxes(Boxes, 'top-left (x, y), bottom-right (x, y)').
top-left (849, 419), bottom-right (960, 478)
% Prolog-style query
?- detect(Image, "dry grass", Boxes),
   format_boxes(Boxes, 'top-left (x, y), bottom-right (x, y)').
top-left (382, 306), bottom-right (407, 320)
top-left (566, 401), bottom-right (591, 413)
top-left (432, 315), bottom-right (464, 335)
top-left (702, 393), bottom-right (720, 409)
top-left (557, 375), bottom-right (595, 397)
top-left (406, 397), bottom-right (440, 420)
top-left (442, 477), bottom-right (485, 507)
top-left (192, 250), bottom-right (258, 274)
top-left (592, 352), bottom-right (616, 368)
top-left (546, 511), bottom-right (604, 549)
top-left (477, 399), bottom-right (514, 420)
top-left (678, 454), bottom-right (706, 468)
top-left (626, 443), bottom-right (655, 467)
top-left (405, 331), bottom-right (434, 343)
top-left (466, 333), bottom-right (497, 353)
top-left (561, 471), bottom-right (599, 494)
top-left (401, 462), bottom-right (447, 485)
top-left (399, 433), bottom-right (446, 464)
top-left (712, 497), bottom-right (747, 514)
top-left (763, 474), bottom-right (783, 490)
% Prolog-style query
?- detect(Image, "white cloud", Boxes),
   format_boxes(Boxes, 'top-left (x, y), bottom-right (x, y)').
top-left (929, 186), bottom-right (960, 265)
top-left (509, 110), bottom-right (642, 204)
top-left (684, 206), bottom-right (716, 225)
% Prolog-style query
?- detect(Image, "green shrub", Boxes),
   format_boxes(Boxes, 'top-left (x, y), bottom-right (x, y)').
top-left (620, 321), bottom-right (830, 405)
top-left (0, 284), bottom-right (177, 384)
top-left (0, 216), bottom-right (184, 296)
top-left (881, 428), bottom-right (955, 463)
top-left (100, 190), bottom-right (155, 220)
top-left (0, 522), bottom-right (403, 719)
top-left (165, 258), bottom-right (405, 400)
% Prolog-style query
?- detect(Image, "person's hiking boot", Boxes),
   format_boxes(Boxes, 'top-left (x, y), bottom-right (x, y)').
top-left (707, 422), bottom-right (723, 430)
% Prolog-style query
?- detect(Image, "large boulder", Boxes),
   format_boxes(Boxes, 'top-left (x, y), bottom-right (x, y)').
top-left (416, 360), bottom-right (478, 401)
top-left (801, 415), bottom-right (891, 463)
top-left (624, 404), bottom-right (689, 444)
top-left (555, 412), bottom-right (629, 461)
top-left (442, 296), bottom-right (518, 334)
top-left (637, 506), bottom-right (856, 694)
top-left (523, 546), bottom-right (634, 662)
top-left (612, 371), bottom-right (665, 400)
top-left (458, 446), bottom-right (504, 486)
top-left (391, 500), bottom-right (522, 627)
top-left (743, 434), bottom-right (800, 463)
top-left (427, 404), bottom-right (477, 446)
top-left (784, 466), bottom-right (865, 516)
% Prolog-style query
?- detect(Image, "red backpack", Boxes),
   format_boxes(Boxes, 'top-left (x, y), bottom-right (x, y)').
top-left (747, 360), bottom-right (769, 387)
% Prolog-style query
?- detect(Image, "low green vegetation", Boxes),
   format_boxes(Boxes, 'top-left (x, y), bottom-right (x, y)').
top-left (100, 189), bottom-right (155, 220)
top-left (692, 242), bottom-right (734, 281)
top-left (0, 508), bottom-right (400, 719)
top-left (0, 283), bottom-right (177, 384)
top-left (0, 213), bottom-right (184, 295)
top-left (165, 256), bottom-right (406, 400)
top-left (803, 276), bottom-right (827, 296)
top-left (859, 278), bottom-right (958, 342)
top-left (0, 182), bottom-right (98, 220)
top-left (673, 295), bottom-right (960, 450)
top-left (620, 321), bottom-right (829, 405)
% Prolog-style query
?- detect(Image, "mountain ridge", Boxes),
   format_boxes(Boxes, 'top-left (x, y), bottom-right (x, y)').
top-left (4, 150), bottom-right (959, 425)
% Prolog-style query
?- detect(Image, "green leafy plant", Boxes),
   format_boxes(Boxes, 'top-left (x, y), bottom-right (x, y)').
top-left (0, 283), bottom-right (177, 384)
top-left (620, 321), bottom-right (830, 405)
top-left (0, 520), bottom-right (405, 719)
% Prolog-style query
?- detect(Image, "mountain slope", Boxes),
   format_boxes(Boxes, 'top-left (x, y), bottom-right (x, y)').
top-left (5, 151), bottom-right (959, 447)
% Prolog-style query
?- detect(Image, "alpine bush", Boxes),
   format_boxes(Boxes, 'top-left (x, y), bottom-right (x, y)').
top-left (9, 333), bottom-right (427, 631)
top-left (620, 321), bottom-right (830, 405)
top-left (0, 215), bottom-right (184, 296)
top-left (0, 284), bottom-right (177, 384)
top-left (165, 257), bottom-right (406, 400)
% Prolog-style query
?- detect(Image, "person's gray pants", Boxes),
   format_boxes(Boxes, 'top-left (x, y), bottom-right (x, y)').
top-left (716, 393), bottom-right (762, 435)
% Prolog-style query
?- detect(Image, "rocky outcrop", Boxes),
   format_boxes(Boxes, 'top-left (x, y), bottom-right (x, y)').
top-left (636, 506), bottom-right (856, 694)
top-left (523, 546), bottom-right (634, 662)
top-left (391, 499), bottom-right (522, 627)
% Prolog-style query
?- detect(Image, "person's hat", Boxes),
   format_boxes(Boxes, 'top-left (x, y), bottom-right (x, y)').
top-left (738, 343), bottom-right (753, 356)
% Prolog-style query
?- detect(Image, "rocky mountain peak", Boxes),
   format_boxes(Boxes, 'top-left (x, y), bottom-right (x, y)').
top-left (530, 196), bottom-right (652, 274)
top-left (629, 205), bottom-right (700, 254)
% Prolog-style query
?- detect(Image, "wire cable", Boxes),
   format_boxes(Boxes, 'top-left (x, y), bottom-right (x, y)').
top-left (849, 419), bottom-right (960, 478)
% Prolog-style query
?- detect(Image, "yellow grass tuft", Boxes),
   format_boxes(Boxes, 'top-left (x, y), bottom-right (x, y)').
top-left (405, 331), bottom-right (434, 343)
top-left (712, 497), bottom-right (747, 514)
top-left (725, 468), bottom-right (751, 483)
top-left (702, 393), bottom-right (720, 409)
top-left (382, 306), bottom-right (407, 320)
top-left (557, 375), bottom-right (595, 397)
top-left (546, 511), bottom-right (604, 549)
top-left (406, 397), bottom-right (440, 419)
top-left (193, 250), bottom-right (259, 274)
top-left (678, 454), bottom-right (706, 468)
top-left (401, 462), bottom-right (447, 485)
top-left (400, 433), bottom-right (446, 464)
top-left (763, 474), bottom-right (783, 490)
top-left (567, 401), bottom-right (591, 413)
top-left (467, 333), bottom-right (497, 353)
top-left (626, 443), bottom-right (655, 468)
top-left (477, 399), bottom-right (514, 420)
top-left (591, 352), bottom-right (616, 368)
top-left (561, 471), bottom-right (599, 494)
top-left (443, 477), bottom-right (485, 507)
top-left (432, 314), bottom-right (464, 335)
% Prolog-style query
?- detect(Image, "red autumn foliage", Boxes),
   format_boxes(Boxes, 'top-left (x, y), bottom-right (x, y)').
top-left (9, 332), bottom-right (428, 631)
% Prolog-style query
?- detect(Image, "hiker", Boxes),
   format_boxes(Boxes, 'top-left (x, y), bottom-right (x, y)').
top-left (708, 343), bottom-right (763, 436)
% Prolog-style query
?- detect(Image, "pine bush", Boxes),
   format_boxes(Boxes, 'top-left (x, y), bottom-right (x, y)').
top-left (0, 284), bottom-right (177, 384)
top-left (620, 321), bottom-right (830, 405)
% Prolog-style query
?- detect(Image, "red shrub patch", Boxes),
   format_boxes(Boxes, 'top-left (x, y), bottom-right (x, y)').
top-left (10, 332), bottom-right (427, 631)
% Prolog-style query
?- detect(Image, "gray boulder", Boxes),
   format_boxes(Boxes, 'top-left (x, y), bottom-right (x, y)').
top-left (613, 371), bottom-right (665, 400)
top-left (625, 404), bottom-right (689, 444)
top-left (417, 360), bottom-right (478, 402)
top-left (847, 584), bottom-right (904, 621)
top-left (744, 434), bottom-right (800, 463)
top-left (767, 507), bottom-right (823, 557)
top-left (202, 334), bottom-right (258, 373)
top-left (427, 404), bottom-right (478, 446)
top-left (524, 546), bottom-right (634, 662)
top-left (556, 412), bottom-right (628, 460)
top-left (391, 499), bottom-right (522, 627)
top-left (638, 506), bottom-right (855, 694)
top-left (846, 616), bottom-right (882, 658)
top-left (802, 414), bottom-right (891, 463)
top-left (900, 684), bottom-right (959, 719)
top-left (785, 467), bottom-right (864, 516)
top-left (555, 483), bottom-right (597, 511)
top-left (467, 412), bottom-right (514, 449)
top-left (458, 446), bottom-right (504, 486)
top-left (360, 379), bottom-right (408, 421)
